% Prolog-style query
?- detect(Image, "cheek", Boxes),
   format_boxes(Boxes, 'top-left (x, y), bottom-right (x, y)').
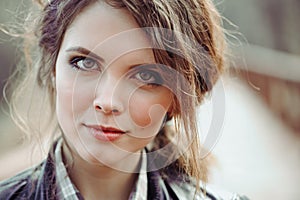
top-left (56, 71), bottom-right (74, 124)
top-left (55, 67), bottom-right (96, 124)
top-left (128, 90), bottom-right (172, 128)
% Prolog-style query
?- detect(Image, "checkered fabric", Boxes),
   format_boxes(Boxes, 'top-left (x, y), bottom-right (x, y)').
top-left (54, 138), bottom-right (147, 200)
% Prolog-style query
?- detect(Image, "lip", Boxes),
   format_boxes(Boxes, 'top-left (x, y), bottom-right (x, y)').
top-left (85, 125), bottom-right (126, 142)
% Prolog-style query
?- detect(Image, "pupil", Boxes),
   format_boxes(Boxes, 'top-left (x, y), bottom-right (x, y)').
top-left (83, 58), bottom-right (94, 68)
top-left (140, 72), bottom-right (151, 80)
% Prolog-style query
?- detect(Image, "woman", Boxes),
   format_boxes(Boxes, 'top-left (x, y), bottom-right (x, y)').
top-left (0, 0), bottom-right (248, 199)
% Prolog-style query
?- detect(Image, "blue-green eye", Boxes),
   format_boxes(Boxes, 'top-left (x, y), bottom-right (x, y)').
top-left (70, 56), bottom-right (100, 71)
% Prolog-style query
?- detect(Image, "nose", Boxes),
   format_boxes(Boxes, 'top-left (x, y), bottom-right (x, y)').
top-left (93, 75), bottom-right (124, 115)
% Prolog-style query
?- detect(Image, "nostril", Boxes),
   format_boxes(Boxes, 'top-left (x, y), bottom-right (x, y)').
top-left (112, 109), bottom-right (119, 113)
top-left (93, 99), bottom-right (123, 114)
top-left (95, 105), bottom-right (109, 113)
top-left (95, 105), bottom-right (102, 111)
top-left (94, 104), bottom-right (119, 114)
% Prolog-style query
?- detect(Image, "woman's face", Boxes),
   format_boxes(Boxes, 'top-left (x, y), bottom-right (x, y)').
top-left (55, 2), bottom-right (173, 170)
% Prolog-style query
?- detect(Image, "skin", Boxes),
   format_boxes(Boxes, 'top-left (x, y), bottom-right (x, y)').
top-left (55, 2), bottom-right (173, 199)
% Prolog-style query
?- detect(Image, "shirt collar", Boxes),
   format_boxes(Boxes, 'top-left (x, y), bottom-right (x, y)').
top-left (54, 138), bottom-right (148, 200)
top-left (55, 138), bottom-right (81, 200)
top-left (128, 149), bottom-right (148, 200)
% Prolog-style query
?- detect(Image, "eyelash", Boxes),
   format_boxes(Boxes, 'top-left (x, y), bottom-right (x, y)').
top-left (69, 56), bottom-right (100, 71)
top-left (68, 57), bottom-right (163, 87)
top-left (131, 68), bottom-right (164, 87)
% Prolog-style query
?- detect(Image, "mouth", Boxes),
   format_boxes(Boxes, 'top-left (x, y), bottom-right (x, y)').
top-left (85, 124), bottom-right (126, 142)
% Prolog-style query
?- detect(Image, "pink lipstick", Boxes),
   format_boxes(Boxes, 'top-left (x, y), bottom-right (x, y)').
top-left (86, 125), bottom-right (125, 142)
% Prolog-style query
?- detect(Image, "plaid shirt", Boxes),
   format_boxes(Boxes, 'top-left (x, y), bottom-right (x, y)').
top-left (0, 138), bottom-right (249, 200)
top-left (55, 138), bottom-right (148, 200)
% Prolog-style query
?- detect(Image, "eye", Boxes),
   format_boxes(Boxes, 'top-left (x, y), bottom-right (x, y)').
top-left (70, 56), bottom-right (100, 71)
top-left (133, 69), bottom-right (163, 86)
top-left (138, 71), bottom-right (154, 82)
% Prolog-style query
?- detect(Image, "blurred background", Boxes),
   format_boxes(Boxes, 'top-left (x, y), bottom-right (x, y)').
top-left (0, 0), bottom-right (299, 199)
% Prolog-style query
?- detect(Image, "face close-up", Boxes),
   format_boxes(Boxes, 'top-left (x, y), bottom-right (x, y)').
top-left (55, 1), bottom-right (174, 170)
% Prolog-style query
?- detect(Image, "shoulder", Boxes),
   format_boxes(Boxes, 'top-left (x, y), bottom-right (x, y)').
top-left (202, 183), bottom-right (250, 200)
top-left (165, 176), bottom-right (250, 200)
top-left (0, 165), bottom-right (40, 199)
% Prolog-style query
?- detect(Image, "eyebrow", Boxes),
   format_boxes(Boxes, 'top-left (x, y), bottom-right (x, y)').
top-left (65, 46), bottom-right (105, 63)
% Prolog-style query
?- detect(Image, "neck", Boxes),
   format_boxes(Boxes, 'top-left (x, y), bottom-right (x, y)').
top-left (62, 142), bottom-right (141, 200)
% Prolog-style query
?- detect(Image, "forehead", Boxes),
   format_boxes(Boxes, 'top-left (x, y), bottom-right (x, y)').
top-left (61, 1), bottom-right (153, 62)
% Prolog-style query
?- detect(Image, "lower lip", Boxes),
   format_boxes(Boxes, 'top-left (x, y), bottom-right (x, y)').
top-left (89, 128), bottom-right (124, 142)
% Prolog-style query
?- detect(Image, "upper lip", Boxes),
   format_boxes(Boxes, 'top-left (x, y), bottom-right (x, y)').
top-left (85, 124), bottom-right (126, 133)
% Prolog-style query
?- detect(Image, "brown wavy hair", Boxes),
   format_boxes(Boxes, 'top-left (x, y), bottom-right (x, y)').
top-left (5, 0), bottom-right (227, 195)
